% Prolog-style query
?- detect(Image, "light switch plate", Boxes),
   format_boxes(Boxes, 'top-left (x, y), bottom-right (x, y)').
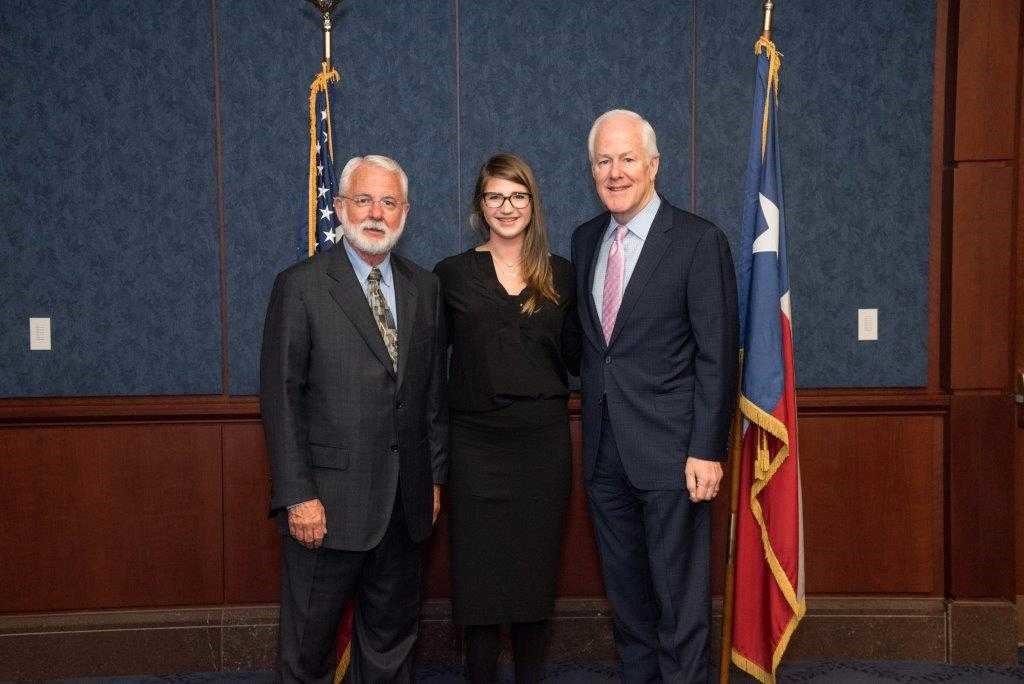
top-left (858, 308), bottom-right (878, 341)
top-left (30, 317), bottom-right (51, 351)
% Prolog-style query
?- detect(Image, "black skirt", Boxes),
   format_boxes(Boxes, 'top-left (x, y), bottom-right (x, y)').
top-left (448, 398), bottom-right (571, 625)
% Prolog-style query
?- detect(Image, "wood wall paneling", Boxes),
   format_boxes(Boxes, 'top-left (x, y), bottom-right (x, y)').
top-left (0, 396), bottom-right (954, 614)
top-left (949, 393), bottom-right (1015, 599)
top-left (222, 422), bottom-right (280, 604)
top-left (799, 413), bottom-right (945, 594)
top-left (1016, 8), bottom-right (1024, 620)
top-left (555, 415), bottom-right (605, 597)
top-left (0, 425), bottom-right (223, 612)
top-left (953, 0), bottom-right (1021, 160)
top-left (422, 504), bottom-right (452, 599)
top-left (949, 163), bottom-right (1014, 389)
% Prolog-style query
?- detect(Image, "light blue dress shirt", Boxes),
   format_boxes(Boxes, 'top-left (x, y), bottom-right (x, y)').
top-left (342, 238), bottom-right (398, 329)
top-left (591, 194), bottom-right (662, 322)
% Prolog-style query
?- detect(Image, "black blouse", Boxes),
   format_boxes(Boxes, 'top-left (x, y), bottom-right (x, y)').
top-left (434, 249), bottom-right (581, 414)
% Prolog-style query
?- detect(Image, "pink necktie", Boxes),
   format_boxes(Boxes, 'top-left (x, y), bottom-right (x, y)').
top-left (601, 224), bottom-right (628, 343)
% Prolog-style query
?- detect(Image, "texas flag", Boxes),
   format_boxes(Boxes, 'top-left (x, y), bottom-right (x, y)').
top-left (729, 37), bottom-right (806, 684)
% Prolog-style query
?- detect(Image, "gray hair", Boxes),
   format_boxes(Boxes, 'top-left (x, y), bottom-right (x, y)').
top-left (338, 154), bottom-right (409, 199)
top-left (587, 109), bottom-right (659, 162)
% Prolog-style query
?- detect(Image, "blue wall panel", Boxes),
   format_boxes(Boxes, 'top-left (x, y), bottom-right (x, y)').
top-left (697, 0), bottom-right (935, 387)
top-left (0, 1), bottom-right (221, 396)
top-left (458, 1), bottom-right (693, 259)
top-left (221, 1), bottom-right (459, 395)
top-left (1, 0), bottom-right (938, 397)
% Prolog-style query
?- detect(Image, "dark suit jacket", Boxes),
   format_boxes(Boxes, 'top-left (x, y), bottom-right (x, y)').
top-left (260, 246), bottom-right (448, 551)
top-left (571, 196), bottom-right (738, 490)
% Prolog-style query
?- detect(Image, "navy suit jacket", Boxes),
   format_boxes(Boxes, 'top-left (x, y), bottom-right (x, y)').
top-left (259, 246), bottom-right (448, 551)
top-left (570, 196), bottom-right (738, 490)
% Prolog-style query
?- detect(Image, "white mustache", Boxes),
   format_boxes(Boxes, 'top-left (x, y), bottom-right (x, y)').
top-left (359, 220), bottom-right (388, 231)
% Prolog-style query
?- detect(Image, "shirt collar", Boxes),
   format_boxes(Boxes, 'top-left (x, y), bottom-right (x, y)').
top-left (342, 237), bottom-right (393, 287)
top-left (605, 193), bottom-right (662, 242)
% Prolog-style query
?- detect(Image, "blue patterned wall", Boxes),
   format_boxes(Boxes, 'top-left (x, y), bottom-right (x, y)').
top-left (0, 1), bottom-right (934, 397)
top-left (1, 2), bottom-right (221, 396)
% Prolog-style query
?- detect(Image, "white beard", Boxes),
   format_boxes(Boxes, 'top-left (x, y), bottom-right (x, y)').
top-left (340, 215), bottom-right (405, 255)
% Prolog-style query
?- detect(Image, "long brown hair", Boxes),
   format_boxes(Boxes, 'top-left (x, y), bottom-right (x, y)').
top-left (471, 153), bottom-right (558, 315)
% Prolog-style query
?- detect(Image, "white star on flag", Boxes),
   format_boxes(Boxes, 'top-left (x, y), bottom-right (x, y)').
top-left (752, 193), bottom-right (780, 255)
top-left (320, 206), bottom-right (333, 221)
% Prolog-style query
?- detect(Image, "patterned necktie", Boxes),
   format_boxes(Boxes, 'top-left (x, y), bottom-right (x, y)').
top-left (601, 224), bottom-right (628, 343)
top-left (367, 267), bottom-right (398, 371)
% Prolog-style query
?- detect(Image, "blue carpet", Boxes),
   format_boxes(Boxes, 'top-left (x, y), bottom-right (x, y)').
top-left (49, 660), bottom-right (1024, 682)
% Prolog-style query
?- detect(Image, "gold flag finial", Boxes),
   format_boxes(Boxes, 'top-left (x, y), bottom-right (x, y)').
top-left (305, 0), bottom-right (344, 66)
top-left (761, 0), bottom-right (775, 40)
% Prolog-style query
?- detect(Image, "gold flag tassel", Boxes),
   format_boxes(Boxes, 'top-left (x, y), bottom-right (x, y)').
top-left (308, 64), bottom-right (340, 257)
top-left (753, 36), bottom-right (782, 161)
top-left (755, 428), bottom-right (771, 481)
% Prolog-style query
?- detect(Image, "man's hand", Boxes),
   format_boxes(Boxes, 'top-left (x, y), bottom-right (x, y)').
top-left (288, 498), bottom-right (327, 548)
top-left (685, 457), bottom-right (723, 503)
top-left (432, 485), bottom-right (442, 525)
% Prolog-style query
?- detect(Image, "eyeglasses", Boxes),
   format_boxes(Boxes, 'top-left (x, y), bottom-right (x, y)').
top-left (342, 195), bottom-right (406, 212)
top-left (481, 192), bottom-right (532, 209)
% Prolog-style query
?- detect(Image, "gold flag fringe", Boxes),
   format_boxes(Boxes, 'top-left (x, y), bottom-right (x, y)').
top-left (333, 643), bottom-right (351, 684)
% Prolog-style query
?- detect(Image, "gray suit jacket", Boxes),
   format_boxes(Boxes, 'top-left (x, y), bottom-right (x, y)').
top-left (571, 197), bottom-right (738, 490)
top-left (260, 245), bottom-right (448, 551)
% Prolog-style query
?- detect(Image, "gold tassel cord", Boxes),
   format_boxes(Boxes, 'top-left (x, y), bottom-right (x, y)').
top-left (755, 427), bottom-right (771, 481)
top-left (753, 37), bottom-right (782, 161)
top-left (308, 64), bottom-right (341, 257)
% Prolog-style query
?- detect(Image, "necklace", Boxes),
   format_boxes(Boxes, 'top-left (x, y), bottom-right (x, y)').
top-left (490, 252), bottom-right (521, 271)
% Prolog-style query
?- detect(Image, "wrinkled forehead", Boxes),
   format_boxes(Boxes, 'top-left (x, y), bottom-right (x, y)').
top-left (593, 117), bottom-right (647, 156)
top-left (349, 164), bottom-right (405, 199)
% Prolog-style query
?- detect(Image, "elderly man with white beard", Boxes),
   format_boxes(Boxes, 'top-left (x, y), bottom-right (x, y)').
top-left (261, 154), bottom-right (448, 683)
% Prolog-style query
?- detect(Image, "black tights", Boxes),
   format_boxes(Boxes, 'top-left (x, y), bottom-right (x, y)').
top-left (464, 620), bottom-right (550, 683)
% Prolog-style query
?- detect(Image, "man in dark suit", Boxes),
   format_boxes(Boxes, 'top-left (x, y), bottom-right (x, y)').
top-left (571, 110), bottom-right (738, 682)
top-left (261, 154), bottom-right (448, 683)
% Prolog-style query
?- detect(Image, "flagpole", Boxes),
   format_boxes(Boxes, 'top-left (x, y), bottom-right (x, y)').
top-left (305, 0), bottom-right (344, 67)
top-left (719, 356), bottom-right (745, 684)
top-left (718, 7), bottom-right (776, 682)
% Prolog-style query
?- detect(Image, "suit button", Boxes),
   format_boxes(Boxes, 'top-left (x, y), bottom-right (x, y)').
top-left (604, 356), bottom-right (611, 365)
top-left (396, 400), bottom-right (405, 409)
top-left (390, 445), bottom-right (399, 453)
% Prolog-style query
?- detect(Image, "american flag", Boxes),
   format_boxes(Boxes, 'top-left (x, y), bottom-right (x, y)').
top-left (728, 37), bottom-right (806, 684)
top-left (306, 66), bottom-right (340, 257)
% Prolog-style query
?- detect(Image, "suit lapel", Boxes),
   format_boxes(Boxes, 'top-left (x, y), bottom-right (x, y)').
top-left (323, 247), bottom-right (397, 379)
top-left (606, 200), bottom-right (673, 348)
top-left (580, 215), bottom-right (609, 351)
top-left (391, 256), bottom-right (418, 387)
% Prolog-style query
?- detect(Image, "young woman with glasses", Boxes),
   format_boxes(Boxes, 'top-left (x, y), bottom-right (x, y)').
top-left (434, 153), bottom-right (581, 683)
